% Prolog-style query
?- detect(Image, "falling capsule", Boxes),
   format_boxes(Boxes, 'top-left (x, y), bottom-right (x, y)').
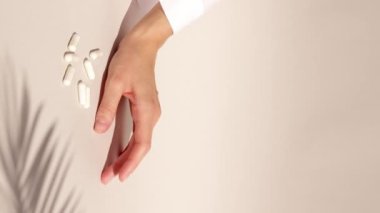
top-left (84, 86), bottom-right (90, 109)
top-left (77, 80), bottom-right (87, 107)
top-left (89, 48), bottom-right (103, 60)
top-left (68, 32), bottom-right (80, 52)
top-left (62, 64), bottom-right (75, 86)
top-left (83, 58), bottom-right (95, 80)
top-left (63, 51), bottom-right (79, 63)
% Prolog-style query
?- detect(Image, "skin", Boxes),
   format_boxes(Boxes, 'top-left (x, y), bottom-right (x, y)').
top-left (93, 3), bottom-right (173, 184)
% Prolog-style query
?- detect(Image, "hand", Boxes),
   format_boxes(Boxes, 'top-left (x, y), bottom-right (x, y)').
top-left (93, 3), bottom-right (172, 184)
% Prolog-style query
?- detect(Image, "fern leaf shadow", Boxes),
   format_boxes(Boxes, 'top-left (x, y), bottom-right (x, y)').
top-left (0, 52), bottom-right (82, 213)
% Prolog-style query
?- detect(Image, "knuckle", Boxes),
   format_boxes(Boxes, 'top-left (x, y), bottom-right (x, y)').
top-left (137, 142), bottom-right (151, 153)
top-left (141, 98), bottom-right (159, 110)
top-left (145, 101), bottom-right (161, 121)
top-left (108, 75), bottom-right (124, 88)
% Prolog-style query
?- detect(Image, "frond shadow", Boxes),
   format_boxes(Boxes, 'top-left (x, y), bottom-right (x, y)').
top-left (0, 52), bottom-right (82, 213)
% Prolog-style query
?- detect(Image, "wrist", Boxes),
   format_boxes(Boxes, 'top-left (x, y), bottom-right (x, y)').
top-left (119, 3), bottom-right (172, 53)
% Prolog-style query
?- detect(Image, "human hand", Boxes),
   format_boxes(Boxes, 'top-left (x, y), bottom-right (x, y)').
top-left (93, 3), bottom-right (172, 184)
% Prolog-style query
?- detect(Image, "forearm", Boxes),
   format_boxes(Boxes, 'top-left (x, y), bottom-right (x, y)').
top-left (128, 0), bottom-right (219, 34)
top-left (159, 0), bottom-right (219, 32)
top-left (121, 3), bottom-right (173, 52)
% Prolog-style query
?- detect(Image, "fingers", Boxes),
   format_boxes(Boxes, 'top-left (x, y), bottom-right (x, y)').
top-left (100, 120), bottom-right (154, 183)
top-left (101, 133), bottom-right (131, 184)
top-left (94, 78), bottom-right (124, 133)
top-left (119, 98), bottom-right (161, 181)
top-left (101, 165), bottom-right (115, 184)
top-left (101, 95), bottom-right (161, 183)
top-left (118, 123), bottom-right (153, 181)
top-left (101, 132), bottom-right (134, 185)
top-left (116, 141), bottom-right (151, 181)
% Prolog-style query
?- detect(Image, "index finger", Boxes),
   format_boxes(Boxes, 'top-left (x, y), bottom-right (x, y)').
top-left (117, 117), bottom-right (155, 181)
top-left (94, 78), bottom-right (124, 133)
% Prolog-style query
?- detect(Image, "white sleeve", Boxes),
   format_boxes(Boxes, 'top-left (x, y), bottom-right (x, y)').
top-left (159, 0), bottom-right (219, 33)
top-left (133, 0), bottom-right (218, 33)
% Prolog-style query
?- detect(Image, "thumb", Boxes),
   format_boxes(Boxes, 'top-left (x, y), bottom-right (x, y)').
top-left (94, 79), bottom-right (124, 133)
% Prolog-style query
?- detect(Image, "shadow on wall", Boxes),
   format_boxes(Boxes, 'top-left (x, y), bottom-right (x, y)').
top-left (0, 53), bottom-right (82, 213)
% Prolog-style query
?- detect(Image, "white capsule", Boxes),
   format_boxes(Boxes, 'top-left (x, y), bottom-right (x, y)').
top-left (62, 64), bottom-right (75, 86)
top-left (68, 32), bottom-right (80, 52)
top-left (89, 48), bottom-right (103, 60)
top-left (84, 86), bottom-right (90, 109)
top-left (77, 81), bottom-right (87, 107)
top-left (83, 58), bottom-right (95, 80)
top-left (63, 51), bottom-right (79, 63)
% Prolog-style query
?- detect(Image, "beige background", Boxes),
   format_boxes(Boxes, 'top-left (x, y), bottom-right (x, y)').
top-left (1, 0), bottom-right (380, 212)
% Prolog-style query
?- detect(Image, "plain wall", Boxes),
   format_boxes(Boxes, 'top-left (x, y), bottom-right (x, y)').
top-left (1, 0), bottom-right (379, 212)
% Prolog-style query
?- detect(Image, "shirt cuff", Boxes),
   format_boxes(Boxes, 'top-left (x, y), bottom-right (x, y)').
top-left (159, 0), bottom-right (205, 33)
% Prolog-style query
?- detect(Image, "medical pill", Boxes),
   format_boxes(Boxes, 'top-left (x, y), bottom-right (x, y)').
top-left (83, 58), bottom-right (95, 80)
top-left (68, 32), bottom-right (80, 52)
top-left (78, 81), bottom-right (87, 107)
top-left (84, 86), bottom-right (90, 108)
top-left (89, 48), bottom-right (103, 60)
top-left (62, 64), bottom-right (75, 86)
top-left (63, 51), bottom-right (79, 63)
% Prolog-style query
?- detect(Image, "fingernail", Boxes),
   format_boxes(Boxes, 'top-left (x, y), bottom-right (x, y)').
top-left (101, 168), bottom-right (115, 184)
top-left (101, 175), bottom-right (111, 185)
top-left (94, 119), bottom-right (107, 133)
